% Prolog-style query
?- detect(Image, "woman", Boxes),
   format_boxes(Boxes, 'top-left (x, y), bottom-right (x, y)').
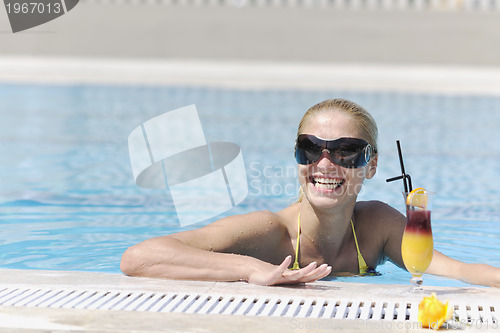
top-left (121, 99), bottom-right (500, 287)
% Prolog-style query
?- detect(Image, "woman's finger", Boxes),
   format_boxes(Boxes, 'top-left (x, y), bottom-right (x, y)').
top-left (298, 264), bottom-right (332, 282)
top-left (279, 255), bottom-right (293, 270)
top-left (281, 263), bottom-right (331, 284)
top-left (265, 256), bottom-right (293, 285)
top-left (282, 261), bottom-right (318, 280)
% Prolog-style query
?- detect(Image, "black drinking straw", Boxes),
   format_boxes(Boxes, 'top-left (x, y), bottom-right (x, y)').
top-left (386, 140), bottom-right (413, 193)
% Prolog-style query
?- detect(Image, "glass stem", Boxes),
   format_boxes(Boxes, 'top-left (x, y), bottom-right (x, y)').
top-left (409, 275), bottom-right (423, 292)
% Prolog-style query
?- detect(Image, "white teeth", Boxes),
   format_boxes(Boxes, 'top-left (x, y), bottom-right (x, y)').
top-left (313, 177), bottom-right (344, 189)
top-left (315, 183), bottom-right (340, 189)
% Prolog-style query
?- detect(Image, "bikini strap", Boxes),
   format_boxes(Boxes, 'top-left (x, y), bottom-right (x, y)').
top-left (350, 219), bottom-right (369, 274)
top-left (291, 212), bottom-right (301, 270)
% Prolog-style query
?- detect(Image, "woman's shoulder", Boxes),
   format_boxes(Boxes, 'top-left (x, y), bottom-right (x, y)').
top-left (211, 209), bottom-right (288, 233)
top-left (238, 209), bottom-right (285, 224)
top-left (255, 207), bottom-right (298, 230)
top-left (233, 204), bottom-right (299, 237)
top-left (182, 209), bottom-right (289, 254)
top-left (356, 200), bottom-right (402, 214)
top-left (355, 200), bottom-right (406, 226)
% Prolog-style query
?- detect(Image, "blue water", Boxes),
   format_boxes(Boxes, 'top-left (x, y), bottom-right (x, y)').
top-left (1, 83), bottom-right (499, 288)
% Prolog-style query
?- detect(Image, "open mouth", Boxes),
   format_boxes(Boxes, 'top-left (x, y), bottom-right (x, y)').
top-left (310, 176), bottom-right (345, 190)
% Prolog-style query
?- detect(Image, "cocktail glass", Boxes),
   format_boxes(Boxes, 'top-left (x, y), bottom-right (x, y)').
top-left (401, 191), bottom-right (433, 292)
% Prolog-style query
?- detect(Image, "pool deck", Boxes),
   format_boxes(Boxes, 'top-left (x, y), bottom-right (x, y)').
top-left (2, 3), bottom-right (500, 67)
top-left (0, 268), bottom-right (499, 332)
top-left (2, 56), bottom-right (500, 96)
top-left (2, 2), bottom-right (500, 95)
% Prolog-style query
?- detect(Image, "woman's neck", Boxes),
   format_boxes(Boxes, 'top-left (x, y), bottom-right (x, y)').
top-left (298, 199), bottom-right (356, 248)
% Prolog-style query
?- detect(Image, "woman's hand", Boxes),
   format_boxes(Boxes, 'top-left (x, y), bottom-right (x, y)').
top-left (247, 255), bottom-right (332, 286)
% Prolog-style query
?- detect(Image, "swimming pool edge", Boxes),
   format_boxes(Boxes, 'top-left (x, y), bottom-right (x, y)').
top-left (0, 268), bottom-right (498, 332)
top-left (2, 56), bottom-right (500, 96)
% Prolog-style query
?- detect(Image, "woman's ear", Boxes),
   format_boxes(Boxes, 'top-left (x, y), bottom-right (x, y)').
top-left (366, 154), bottom-right (378, 179)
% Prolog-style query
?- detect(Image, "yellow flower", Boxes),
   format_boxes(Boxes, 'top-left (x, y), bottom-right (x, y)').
top-left (418, 293), bottom-right (453, 330)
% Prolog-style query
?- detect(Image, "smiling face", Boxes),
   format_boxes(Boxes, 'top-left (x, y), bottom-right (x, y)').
top-left (297, 110), bottom-right (377, 210)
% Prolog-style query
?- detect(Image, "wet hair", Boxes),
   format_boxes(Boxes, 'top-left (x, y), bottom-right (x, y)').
top-left (296, 98), bottom-right (378, 203)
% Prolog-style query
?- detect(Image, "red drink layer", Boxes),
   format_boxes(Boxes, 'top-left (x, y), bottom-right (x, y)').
top-left (402, 209), bottom-right (433, 274)
top-left (405, 209), bottom-right (432, 234)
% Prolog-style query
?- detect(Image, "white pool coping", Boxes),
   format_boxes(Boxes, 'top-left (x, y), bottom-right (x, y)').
top-left (1, 56), bottom-right (500, 96)
top-left (0, 268), bottom-right (499, 332)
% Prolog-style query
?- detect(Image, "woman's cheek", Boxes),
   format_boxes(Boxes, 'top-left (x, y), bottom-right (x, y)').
top-left (297, 165), bottom-right (310, 184)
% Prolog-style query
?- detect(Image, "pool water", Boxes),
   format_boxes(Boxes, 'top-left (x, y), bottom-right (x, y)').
top-left (1, 83), bottom-right (499, 288)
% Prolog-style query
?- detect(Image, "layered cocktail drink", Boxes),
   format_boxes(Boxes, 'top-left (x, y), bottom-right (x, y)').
top-left (401, 189), bottom-right (433, 291)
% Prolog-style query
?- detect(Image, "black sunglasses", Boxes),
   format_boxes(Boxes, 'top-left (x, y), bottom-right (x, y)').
top-left (295, 134), bottom-right (373, 168)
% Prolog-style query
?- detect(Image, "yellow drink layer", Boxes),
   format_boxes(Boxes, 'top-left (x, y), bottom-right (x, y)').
top-left (401, 232), bottom-right (434, 275)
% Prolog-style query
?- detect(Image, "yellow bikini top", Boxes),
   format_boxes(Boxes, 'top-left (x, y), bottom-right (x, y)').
top-left (291, 212), bottom-right (369, 275)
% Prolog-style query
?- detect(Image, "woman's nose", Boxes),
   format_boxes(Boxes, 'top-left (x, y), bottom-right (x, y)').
top-left (316, 149), bottom-right (337, 168)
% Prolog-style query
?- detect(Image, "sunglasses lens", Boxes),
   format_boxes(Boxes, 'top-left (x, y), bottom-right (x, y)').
top-left (330, 141), bottom-right (371, 168)
top-left (295, 135), bottom-right (371, 168)
top-left (295, 136), bottom-right (322, 165)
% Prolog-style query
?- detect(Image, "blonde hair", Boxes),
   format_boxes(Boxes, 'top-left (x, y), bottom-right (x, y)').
top-left (296, 98), bottom-right (378, 203)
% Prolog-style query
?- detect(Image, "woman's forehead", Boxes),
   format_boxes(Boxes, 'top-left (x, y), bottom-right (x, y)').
top-left (301, 111), bottom-right (362, 139)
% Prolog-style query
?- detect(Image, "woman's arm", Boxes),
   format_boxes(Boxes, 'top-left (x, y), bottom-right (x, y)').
top-left (120, 211), bottom-right (331, 285)
top-left (426, 250), bottom-right (500, 288)
top-left (370, 201), bottom-right (500, 288)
